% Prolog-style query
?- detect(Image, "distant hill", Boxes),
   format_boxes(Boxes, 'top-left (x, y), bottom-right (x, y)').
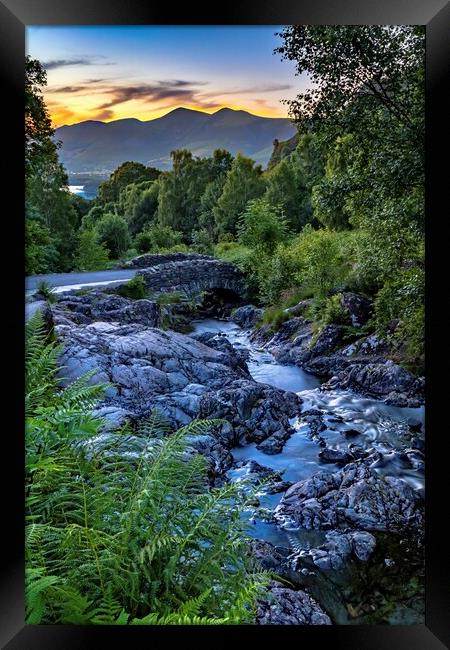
top-left (55, 107), bottom-right (296, 173)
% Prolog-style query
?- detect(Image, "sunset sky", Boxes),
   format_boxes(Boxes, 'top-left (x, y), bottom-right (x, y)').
top-left (26, 26), bottom-right (310, 127)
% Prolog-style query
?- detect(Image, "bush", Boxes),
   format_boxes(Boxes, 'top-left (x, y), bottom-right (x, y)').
top-left (117, 275), bottom-right (147, 300)
top-left (96, 214), bottom-right (130, 259)
top-left (191, 228), bottom-right (214, 254)
top-left (238, 198), bottom-right (289, 255)
top-left (25, 312), bottom-right (268, 624)
top-left (372, 266), bottom-right (424, 369)
top-left (135, 224), bottom-right (183, 254)
top-left (320, 294), bottom-right (350, 327)
top-left (75, 230), bottom-right (110, 271)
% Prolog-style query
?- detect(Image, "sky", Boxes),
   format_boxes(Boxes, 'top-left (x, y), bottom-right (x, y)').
top-left (26, 26), bottom-right (310, 127)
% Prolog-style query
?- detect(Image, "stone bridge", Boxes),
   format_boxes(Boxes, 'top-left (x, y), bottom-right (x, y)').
top-left (129, 253), bottom-right (249, 301)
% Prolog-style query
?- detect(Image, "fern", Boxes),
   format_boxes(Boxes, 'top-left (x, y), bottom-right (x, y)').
top-left (25, 315), bottom-right (269, 624)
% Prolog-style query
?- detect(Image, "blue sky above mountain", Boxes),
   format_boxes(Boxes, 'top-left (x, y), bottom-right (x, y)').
top-left (26, 25), bottom-right (311, 126)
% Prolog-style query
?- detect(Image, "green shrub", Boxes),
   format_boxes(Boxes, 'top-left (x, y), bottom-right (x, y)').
top-left (280, 289), bottom-right (314, 308)
top-left (320, 294), bottom-right (351, 327)
top-left (156, 292), bottom-right (183, 305)
top-left (238, 198), bottom-right (289, 255)
top-left (25, 312), bottom-right (268, 624)
top-left (96, 213), bottom-right (130, 259)
top-left (191, 228), bottom-right (214, 254)
top-left (75, 230), bottom-right (110, 271)
top-left (372, 266), bottom-right (424, 370)
top-left (218, 232), bottom-right (235, 243)
top-left (117, 275), bottom-right (147, 300)
top-left (135, 224), bottom-right (183, 254)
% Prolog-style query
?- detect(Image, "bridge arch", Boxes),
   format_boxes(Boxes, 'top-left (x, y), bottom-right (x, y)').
top-left (134, 254), bottom-right (248, 302)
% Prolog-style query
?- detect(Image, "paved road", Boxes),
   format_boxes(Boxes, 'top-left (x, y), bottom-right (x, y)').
top-left (26, 269), bottom-right (136, 292)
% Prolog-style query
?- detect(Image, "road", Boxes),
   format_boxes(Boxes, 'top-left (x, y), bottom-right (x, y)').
top-left (25, 269), bottom-right (137, 293)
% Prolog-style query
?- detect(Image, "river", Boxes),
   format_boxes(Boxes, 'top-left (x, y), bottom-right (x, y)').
top-left (192, 318), bottom-right (425, 623)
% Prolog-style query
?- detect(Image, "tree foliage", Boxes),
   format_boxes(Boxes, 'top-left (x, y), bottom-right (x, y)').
top-left (213, 154), bottom-right (266, 236)
top-left (96, 214), bottom-right (130, 259)
top-left (75, 230), bottom-right (110, 271)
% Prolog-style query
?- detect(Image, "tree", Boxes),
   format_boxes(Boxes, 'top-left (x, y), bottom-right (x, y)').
top-left (81, 205), bottom-right (105, 231)
top-left (25, 56), bottom-right (78, 271)
top-left (69, 194), bottom-right (91, 229)
top-left (311, 134), bottom-right (354, 230)
top-left (264, 158), bottom-right (308, 231)
top-left (97, 162), bottom-right (160, 205)
top-left (214, 154), bottom-right (266, 236)
top-left (25, 56), bottom-right (54, 177)
top-left (135, 224), bottom-right (183, 254)
top-left (75, 230), bottom-right (110, 270)
top-left (238, 199), bottom-right (289, 255)
top-left (157, 150), bottom-right (214, 238)
top-left (96, 214), bottom-right (130, 258)
top-left (118, 180), bottom-right (160, 235)
top-left (25, 214), bottom-right (59, 275)
top-left (275, 26), bottom-right (424, 145)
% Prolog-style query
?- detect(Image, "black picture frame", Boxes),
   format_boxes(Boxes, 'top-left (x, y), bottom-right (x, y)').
top-left (1, 1), bottom-right (448, 647)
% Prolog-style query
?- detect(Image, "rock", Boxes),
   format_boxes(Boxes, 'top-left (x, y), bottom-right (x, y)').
top-left (249, 539), bottom-right (290, 572)
top-left (298, 530), bottom-right (376, 570)
top-left (91, 405), bottom-right (134, 432)
top-left (55, 291), bottom-right (161, 328)
top-left (351, 531), bottom-right (377, 561)
top-left (231, 460), bottom-right (291, 493)
top-left (256, 582), bottom-right (332, 625)
top-left (340, 292), bottom-right (373, 327)
top-left (342, 428), bottom-right (361, 438)
top-left (190, 331), bottom-right (250, 371)
top-left (231, 305), bottom-right (263, 329)
top-left (309, 325), bottom-right (348, 359)
top-left (274, 461), bottom-right (424, 537)
top-left (284, 299), bottom-right (313, 317)
top-left (198, 379), bottom-right (303, 451)
top-left (322, 360), bottom-right (425, 406)
top-left (318, 448), bottom-right (353, 465)
top-left (123, 252), bottom-right (212, 269)
top-left (183, 433), bottom-right (233, 478)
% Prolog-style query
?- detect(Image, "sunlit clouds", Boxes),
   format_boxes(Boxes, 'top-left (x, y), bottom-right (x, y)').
top-left (27, 26), bottom-right (309, 126)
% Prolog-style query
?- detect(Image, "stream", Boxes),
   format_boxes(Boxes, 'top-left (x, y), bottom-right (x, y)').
top-left (192, 318), bottom-right (425, 623)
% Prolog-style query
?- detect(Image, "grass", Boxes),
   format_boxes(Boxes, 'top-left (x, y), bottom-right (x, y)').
top-left (156, 292), bottom-right (183, 305)
top-left (259, 307), bottom-right (291, 332)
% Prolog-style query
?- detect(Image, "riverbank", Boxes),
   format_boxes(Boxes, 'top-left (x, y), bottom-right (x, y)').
top-left (27, 277), bottom-right (425, 624)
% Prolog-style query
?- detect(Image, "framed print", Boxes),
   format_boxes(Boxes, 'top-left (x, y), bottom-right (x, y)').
top-left (0, 0), bottom-right (448, 647)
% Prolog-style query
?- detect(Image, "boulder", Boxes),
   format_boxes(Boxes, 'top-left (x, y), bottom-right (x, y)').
top-left (340, 292), bottom-right (373, 327)
top-left (322, 360), bottom-right (425, 407)
top-left (256, 582), bottom-right (332, 625)
top-left (198, 379), bottom-right (303, 450)
top-left (231, 305), bottom-right (263, 329)
top-left (275, 461), bottom-right (424, 537)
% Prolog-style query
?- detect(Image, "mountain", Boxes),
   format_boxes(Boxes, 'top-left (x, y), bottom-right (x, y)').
top-left (55, 107), bottom-right (297, 173)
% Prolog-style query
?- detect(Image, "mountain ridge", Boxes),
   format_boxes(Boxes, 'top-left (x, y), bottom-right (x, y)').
top-left (55, 107), bottom-right (296, 173)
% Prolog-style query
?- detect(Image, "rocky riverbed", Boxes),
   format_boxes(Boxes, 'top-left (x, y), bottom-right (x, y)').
top-left (26, 286), bottom-right (425, 625)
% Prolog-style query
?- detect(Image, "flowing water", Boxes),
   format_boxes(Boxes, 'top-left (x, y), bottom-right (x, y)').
top-left (192, 318), bottom-right (424, 495)
top-left (192, 319), bottom-right (425, 618)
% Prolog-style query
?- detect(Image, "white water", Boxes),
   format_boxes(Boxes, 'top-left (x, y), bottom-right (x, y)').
top-left (192, 317), bottom-right (425, 623)
top-left (192, 318), bottom-right (425, 495)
